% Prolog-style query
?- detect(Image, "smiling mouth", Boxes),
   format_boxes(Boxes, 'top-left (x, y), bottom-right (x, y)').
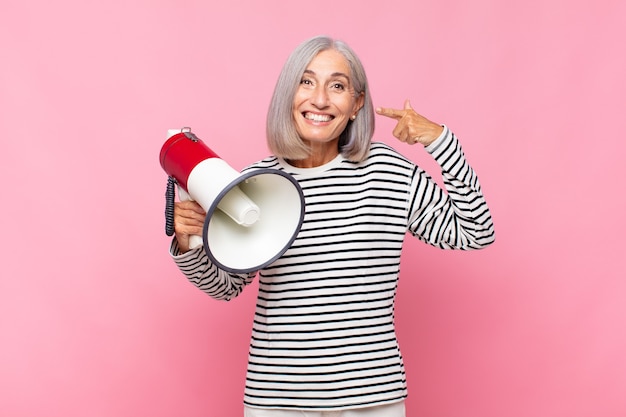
top-left (303, 112), bottom-right (334, 122)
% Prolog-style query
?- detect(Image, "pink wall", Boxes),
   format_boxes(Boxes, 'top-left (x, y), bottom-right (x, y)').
top-left (2, 0), bottom-right (625, 416)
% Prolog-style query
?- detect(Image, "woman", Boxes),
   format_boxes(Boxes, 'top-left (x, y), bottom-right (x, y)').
top-left (170, 35), bottom-right (495, 417)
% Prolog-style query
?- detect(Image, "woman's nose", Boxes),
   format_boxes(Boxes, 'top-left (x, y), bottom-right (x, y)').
top-left (310, 86), bottom-right (329, 108)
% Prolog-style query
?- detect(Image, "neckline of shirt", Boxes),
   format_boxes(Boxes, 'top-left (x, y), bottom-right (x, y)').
top-left (276, 153), bottom-right (345, 175)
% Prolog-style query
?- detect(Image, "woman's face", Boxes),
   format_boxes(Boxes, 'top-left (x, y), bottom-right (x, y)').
top-left (292, 49), bottom-right (364, 147)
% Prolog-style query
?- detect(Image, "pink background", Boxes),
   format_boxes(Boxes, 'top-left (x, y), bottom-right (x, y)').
top-left (2, 0), bottom-right (625, 416)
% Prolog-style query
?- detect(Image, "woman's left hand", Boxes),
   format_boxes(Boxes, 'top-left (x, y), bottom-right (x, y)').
top-left (376, 99), bottom-right (444, 146)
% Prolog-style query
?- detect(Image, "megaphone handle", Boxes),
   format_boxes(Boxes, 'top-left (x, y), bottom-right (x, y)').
top-left (177, 186), bottom-right (203, 250)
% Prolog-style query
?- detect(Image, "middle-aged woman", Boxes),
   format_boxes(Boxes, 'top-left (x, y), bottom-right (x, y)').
top-left (169, 35), bottom-right (495, 417)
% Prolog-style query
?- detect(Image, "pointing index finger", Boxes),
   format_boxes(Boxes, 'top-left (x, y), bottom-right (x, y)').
top-left (376, 106), bottom-right (405, 120)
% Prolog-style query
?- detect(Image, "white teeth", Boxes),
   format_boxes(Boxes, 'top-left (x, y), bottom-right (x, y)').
top-left (305, 112), bottom-right (332, 122)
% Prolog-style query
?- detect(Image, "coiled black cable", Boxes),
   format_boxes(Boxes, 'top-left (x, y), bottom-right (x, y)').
top-left (165, 176), bottom-right (176, 236)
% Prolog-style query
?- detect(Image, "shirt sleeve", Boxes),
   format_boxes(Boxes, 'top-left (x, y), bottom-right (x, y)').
top-left (407, 125), bottom-right (495, 249)
top-left (169, 239), bottom-right (256, 301)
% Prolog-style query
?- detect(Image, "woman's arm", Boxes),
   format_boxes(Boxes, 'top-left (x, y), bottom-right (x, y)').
top-left (377, 100), bottom-right (495, 249)
top-left (169, 200), bottom-right (255, 300)
top-left (407, 126), bottom-right (495, 249)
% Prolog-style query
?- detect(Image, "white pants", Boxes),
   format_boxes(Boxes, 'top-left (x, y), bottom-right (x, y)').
top-left (244, 400), bottom-right (405, 417)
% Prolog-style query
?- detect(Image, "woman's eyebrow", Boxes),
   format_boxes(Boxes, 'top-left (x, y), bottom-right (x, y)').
top-left (303, 69), bottom-right (350, 81)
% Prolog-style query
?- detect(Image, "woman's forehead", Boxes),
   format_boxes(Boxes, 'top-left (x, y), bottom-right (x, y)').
top-left (305, 49), bottom-right (351, 78)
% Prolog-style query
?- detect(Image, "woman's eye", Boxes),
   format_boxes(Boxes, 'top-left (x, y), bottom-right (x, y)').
top-left (331, 83), bottom-right (345, 90)
top-left (300, 79), bottom-right (313, 86)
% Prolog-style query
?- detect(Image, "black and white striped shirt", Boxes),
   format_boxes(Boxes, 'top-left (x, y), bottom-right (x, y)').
top-left (171, 126), bottom-right (495, 411)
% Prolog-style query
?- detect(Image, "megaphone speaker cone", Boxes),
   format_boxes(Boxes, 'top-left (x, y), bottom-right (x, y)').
top-left (203, 168), bottom-right (305, 274)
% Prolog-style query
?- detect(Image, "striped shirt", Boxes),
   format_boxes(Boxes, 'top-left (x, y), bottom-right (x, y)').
top-left (170, 126), bottom-right (495, 411)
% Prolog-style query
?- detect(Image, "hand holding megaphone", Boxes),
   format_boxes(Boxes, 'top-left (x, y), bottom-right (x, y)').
top-left (172, 199), bottom-right (206, 253)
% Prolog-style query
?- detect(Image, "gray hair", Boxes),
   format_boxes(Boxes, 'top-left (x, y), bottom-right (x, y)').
top-left (266, 35), bottom-right (375, 162)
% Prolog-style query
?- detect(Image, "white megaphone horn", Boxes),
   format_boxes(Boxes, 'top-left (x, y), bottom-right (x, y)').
top-left (160, 127), bottom-right (305, 273)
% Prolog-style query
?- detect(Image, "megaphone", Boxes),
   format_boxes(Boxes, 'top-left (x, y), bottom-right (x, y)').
top-left (160, 127), bottom-right (305, 273)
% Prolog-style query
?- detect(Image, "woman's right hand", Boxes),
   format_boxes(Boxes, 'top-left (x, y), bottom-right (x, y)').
top-left (174, 200), bottom-right (206, 253)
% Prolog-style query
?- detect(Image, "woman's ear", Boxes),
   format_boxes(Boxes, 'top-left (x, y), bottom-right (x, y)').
top-left (354, 91), bottom-right (365, 115)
